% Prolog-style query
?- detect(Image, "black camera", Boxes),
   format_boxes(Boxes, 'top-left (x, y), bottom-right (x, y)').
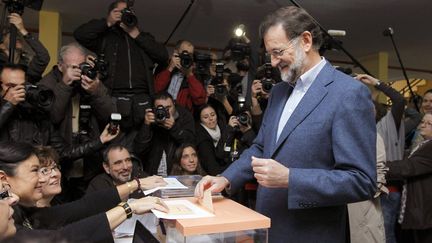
top-left (194, 52), bottom-right (212, 76)
top-left (78, 104), bottom-right (91, 135)
top-left (152, 105), bottom-right (170, 122)
top-left (121, 8), bottom-right (137, 27)
top-left (262, 55), bottom-right (274, 93)
top-left (236, 96), bottom-right (250, 126)
top-left (24, 84), bottom-right (54, 110)
top-left (3, 0), bottom-right (44, 15)
top-left (108, 113), bottom-right (122, 135)
top-left (211, 63), bottom-right (227, 96)
top-left (230, 41), bottom-right (251, 61)
top-left (79, 62), bottom-right (98, 80)
top-left (179, 50), bottom-right (193, 69)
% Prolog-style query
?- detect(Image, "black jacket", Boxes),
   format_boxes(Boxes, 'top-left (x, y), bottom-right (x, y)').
top-left (0, 98), bottom-right (103, 163)
top-left (73, 18), bottom-right (168, 96)
top-left (134, 105), bottom-right (195, 175)
top-left (386, 140), bottom-right (432, 229)
top-left (13, 188), bottom-right (121, 243)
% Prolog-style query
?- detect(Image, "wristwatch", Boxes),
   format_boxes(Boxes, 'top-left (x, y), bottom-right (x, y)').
top-left (375, 80), bottom-right (381, 87)
top-left (118, 202), bottom-right (133, 219)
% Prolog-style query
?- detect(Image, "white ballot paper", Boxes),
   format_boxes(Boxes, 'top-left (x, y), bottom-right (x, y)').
top-left (143, 177), bottom-right (188, 195)
top-left (151, 199), bottom-right (214, 219)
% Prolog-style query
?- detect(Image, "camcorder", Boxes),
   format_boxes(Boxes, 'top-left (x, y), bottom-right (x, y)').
top-left (152, 105), bottom-right (170, 122)
top-left (108, 113), bottom-right (122, 135)
top-left (78, 54), bottom-right (108, 81)
top-left (211, 62), bottom-right (227, 96)
top-left (24, 84), bottom-right (54, 111)
top-left (179, 50), bottom-right (193, 69)
top-left (121, 0), bottom-right (137, 27)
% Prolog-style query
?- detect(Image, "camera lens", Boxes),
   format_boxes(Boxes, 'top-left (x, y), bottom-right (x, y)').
top-left (154, 105), bottom-right (169, 122)
top-left (121, 8), bottom-right (138, 27)
top-left (79, 62), bottom-right (97, 79)
top-left (238, 112), bottom-right (249, 126)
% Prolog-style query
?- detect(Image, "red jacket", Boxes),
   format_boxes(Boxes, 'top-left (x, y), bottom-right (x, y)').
top-left (154, 69), bottom-right (206, 112)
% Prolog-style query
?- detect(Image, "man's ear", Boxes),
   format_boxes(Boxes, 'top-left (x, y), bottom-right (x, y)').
top-left (102, 163), bottom-right (110, 175)
top-left (0, 170), bottom-right (8, 184)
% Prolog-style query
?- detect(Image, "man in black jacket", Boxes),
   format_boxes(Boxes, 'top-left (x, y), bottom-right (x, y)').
top-left (40, 42), bottom-right (116, 200)
top-left (134, 92), bottom-right (195, 176)
top-left (73, 0), bottom-right (168, 130)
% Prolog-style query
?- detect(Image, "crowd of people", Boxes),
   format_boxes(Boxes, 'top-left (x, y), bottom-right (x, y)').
top-left (0, 1), bottom-right (431, 242)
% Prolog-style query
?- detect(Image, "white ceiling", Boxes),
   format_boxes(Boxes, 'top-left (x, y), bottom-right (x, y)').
top-left (16, 0), bottom-right (432, 81)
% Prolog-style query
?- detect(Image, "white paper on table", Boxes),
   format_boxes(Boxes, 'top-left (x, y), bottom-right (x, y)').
top-left (143, 177), bottom-right (188, 195)
top-left (151, 199), bottom-right (214, 219)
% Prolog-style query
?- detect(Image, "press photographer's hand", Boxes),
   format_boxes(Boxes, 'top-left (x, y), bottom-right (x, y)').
top-left (2, 85), bottom-right (25, 105)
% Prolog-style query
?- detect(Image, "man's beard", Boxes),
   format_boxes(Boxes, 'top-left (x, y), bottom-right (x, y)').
top-left (280, 43), bottom-right (305, 86)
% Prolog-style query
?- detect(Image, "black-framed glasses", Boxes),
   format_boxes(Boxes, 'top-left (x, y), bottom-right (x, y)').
top-left (39, 163), bottom-right (61, 176)
top-left (0, 184), bottom-right (11, 200)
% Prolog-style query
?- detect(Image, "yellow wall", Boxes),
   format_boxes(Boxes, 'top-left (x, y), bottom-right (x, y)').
top-left (38, 11), bottom-right (62, 75)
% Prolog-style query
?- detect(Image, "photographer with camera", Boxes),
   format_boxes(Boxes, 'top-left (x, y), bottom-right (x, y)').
top-left (0, 13), bottom-right (50, 84)
top-left (39, 42), bottom-right (116, 200)
top-left (154, 40), bottom-right (206, 113)
top-left (0, 64), bottom-right (119, 161)
top-left (74, 0), bottom-right (168, 130)
top-left (133, 92), bottom-right (195, 176)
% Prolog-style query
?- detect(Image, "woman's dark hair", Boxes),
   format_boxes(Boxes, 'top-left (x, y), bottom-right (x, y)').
top-left (34, 146), bottom-right (59, 168)
top-left (170, 143), bottom-right (206, 176)
top-left (194, 103), bottom-right (217, 123)
top-left (259, 6), bottom-right (323, 50)
top-left (0, 142), bottom-right (35, 176)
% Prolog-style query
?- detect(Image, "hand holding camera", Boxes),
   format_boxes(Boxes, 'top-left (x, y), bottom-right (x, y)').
top-left (168, 52), bottom-right (182, 72)
top-left (8, 13), bottom-right (27, 35)
top-left (100, 122), bottom-right (120, 144)
top-left (144, 106), bottom-right (174, 129)
top-left (107, 6), bottom-right (122, 27)
top-left (62, 65), bottom-right (81, 86)
top-left (2, 84), bottom-right (25, 105)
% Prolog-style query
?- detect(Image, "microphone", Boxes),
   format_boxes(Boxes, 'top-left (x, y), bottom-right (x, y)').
top-left (383, 27), bottom-right (394, 36)
top-left (327, 29), bottom-right (346, 37)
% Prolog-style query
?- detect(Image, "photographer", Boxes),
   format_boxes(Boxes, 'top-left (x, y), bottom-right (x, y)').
top-left (0, 64), bottom-right (118, 160)
top-left (40, 42), bottom-right (115, 200)
top-left (154, 40), bottom-right (206, 113)
top-left (73, 0), bottom-right (168, 129)
top-left (133, 92), bottom-right (195, 176)
top-left (0, 13), bottom-right (50, 84)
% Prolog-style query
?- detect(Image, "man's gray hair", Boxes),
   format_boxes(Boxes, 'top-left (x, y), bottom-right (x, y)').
top-left (57, 42), bottom-right (88, 63)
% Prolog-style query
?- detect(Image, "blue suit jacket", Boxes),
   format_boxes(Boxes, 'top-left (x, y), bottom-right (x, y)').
top-left (222, 62), bottom-right (377, 243)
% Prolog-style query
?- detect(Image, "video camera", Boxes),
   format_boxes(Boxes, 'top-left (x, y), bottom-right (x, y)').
top-left (121, 0), bottom-right (137, 27)
top-left (179, 50), bottom-right (193, 69)
top-left (24, 84), bottom-right (54, 111)
top-left (152, 105), bottom-right (170, 122)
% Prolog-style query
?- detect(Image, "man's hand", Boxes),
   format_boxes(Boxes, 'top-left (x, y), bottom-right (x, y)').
top-left (251, 156), bottom-right (289, 188)
top-left (139, 176), bottom-right (167, 190)
top-left (194, 175), bottom-right (229, 198)
top-left (228, 116), bottom-right (240, 128)
top-left (107, 7), bottom-right (122, 27)
top-left (8, 13), bottom-right (27, 36)
top-left (2, 85), bottom-right (25, 105)
top-left (99, 124), bottom-right (120, 144)
top-left (168, 52), bottom-right (181, 72)
top-left (206, 84), bottom-right (215, 97)
top-left (62, 65), bottom-right (81, 86)
top-left (144, 108), bottom-right (155, 126)
top-left (251, 79), bottom-right (263, 99)
top-left (81, 75), bottom-right (100, 95)
top-left (160, 115), bottom-right (175, 130)
top-left (354, 74), bottom-right (380, 86)
top-left (119, 23), bottom-right (140, 38)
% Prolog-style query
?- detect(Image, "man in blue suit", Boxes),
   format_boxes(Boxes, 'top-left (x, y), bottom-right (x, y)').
top-left (196, 6), bottom-right (377, 243)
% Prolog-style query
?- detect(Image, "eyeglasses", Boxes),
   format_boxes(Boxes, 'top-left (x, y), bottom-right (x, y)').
top-left (39, 164), bottom-right (61, 176)
top-left (267, 37), bottom-right (299, 58)
top-left (0, 184), bottom-right (11, 200)
top-left (420, 120), bottom-right (432, 127)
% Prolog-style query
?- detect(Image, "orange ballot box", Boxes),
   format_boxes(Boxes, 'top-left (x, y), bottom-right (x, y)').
top-left (163, 197), bottom-right (271, 243)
